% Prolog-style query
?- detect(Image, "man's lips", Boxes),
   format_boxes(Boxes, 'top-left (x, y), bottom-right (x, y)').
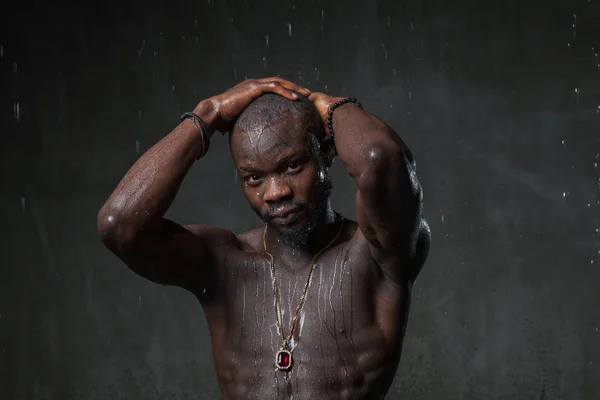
top-left (268, 206), bottom-right (302, 223)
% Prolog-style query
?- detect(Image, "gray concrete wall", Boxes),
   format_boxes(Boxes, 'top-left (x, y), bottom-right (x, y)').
top-left (1, 0), bottom-right (599, 398)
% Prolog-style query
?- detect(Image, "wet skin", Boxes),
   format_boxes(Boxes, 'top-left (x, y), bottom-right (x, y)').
top-left (203, 220), bottom-right (410, 400)
top-left (195, 116), bottom-right (424, 399)
top-left (98, 89), bottom-right (430, 399)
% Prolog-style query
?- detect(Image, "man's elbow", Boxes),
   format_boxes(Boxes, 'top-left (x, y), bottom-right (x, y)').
top-left (97, 206), bottom-right (137, 251)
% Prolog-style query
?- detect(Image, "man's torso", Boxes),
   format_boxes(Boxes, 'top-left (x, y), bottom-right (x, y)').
top-left (199, 219), bottom-right (410, 400)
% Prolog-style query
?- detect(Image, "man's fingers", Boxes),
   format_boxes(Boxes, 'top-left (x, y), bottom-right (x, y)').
top-left (260, 77), bottom-right (310, 97)
top-left (263, 81), bottom-right (298, 100)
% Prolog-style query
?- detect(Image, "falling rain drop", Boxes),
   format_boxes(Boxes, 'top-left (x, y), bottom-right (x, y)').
top-left (575, 87), bottom-right (580, 104)
top-left (573, 14), bottom-right (577, 38)
top-left (13, 101), bottom-right (20, 121)
top-left (12, 61), bottom-right (17, 76)
top-left (441, 214), bottom-right (445, 223)
top-left (288, 23), bottom-right (292, 37)
top-left (561, 139), bottom-right (566, 146)
top-left (387, 16), bottom-right (391, 27)
top-left (263, 56), bottom-right (267, 70)
top-left (265, 35), bottom-right (269, 47)
top-left (136, 140), bottom-right (140, 154)
top-left (138, 39), bottom-right (145, 58)
top-left (233, 68), bottom-right (238, 81)
top-left (21, 197), bottom-right (25, 213)
top-left (562, 191), bottom-right (569, 204)
top-left (172, 85), bottom-right (176, 93)
top-left (0, 45), bottom-right (3, 60)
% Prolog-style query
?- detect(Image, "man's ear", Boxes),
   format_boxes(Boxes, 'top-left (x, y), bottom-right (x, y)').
top-left (321, 135), bottom-right (336, 167)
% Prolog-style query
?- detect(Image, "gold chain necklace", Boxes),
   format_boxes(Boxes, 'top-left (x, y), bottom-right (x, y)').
top-left (263, 217), bottom-right (343, 372)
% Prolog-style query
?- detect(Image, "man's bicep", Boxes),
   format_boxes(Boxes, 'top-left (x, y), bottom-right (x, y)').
top-left (115, 219), bottom-right (232, 296)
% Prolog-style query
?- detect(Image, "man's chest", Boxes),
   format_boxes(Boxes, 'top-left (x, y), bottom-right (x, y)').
top-left (215, 249), bottom-right (403, 362)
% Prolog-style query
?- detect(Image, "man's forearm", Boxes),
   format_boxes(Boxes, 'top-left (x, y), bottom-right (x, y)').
top-left (97, 100), bottom-right (218, 241)
top-left (330, 103), bottom-right (413, 181)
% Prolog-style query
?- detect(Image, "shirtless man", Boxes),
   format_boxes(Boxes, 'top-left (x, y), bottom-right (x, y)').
top-left (97, 77), bottom-right (430, 399)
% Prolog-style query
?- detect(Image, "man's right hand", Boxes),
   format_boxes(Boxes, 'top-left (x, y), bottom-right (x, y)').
top-left (206, 77), bottom-right (311, 133)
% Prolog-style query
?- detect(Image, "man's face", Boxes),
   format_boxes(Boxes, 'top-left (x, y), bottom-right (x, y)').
top-left (230, 114), bottom-right (332, 246)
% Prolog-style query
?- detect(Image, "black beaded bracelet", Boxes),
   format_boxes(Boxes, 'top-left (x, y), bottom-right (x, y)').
top-left (327, 97), bottom-right (362, 145)
top-left (180, 112), bottom-right (210, 159)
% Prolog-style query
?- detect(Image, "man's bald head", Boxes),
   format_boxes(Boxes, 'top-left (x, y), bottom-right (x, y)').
top-left (230, 92), bottom-right (325, 144)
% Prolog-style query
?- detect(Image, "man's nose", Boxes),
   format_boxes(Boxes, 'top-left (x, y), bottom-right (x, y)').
top-left (263, 176), bottom-right (293, 204)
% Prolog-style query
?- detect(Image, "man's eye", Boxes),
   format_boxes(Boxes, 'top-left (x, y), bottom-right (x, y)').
top-left (245, 174), bottom-right (263, 184)
top-left (288, 162), bottom-right (300, 171)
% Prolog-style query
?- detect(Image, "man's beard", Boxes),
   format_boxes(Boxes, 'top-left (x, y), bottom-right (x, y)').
top-left (253, 168), bottom-right (333, 247)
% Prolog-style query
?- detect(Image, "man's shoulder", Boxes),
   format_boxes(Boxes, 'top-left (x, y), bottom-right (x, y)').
top-left (236, 226), bottom-right (265, 253)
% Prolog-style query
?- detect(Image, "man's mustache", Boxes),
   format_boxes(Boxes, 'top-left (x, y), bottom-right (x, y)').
top-left (263, 200), bottom-right (311, 221)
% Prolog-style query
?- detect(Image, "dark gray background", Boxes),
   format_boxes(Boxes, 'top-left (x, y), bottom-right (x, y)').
top-left (1, 0), bottom-right (599, 398)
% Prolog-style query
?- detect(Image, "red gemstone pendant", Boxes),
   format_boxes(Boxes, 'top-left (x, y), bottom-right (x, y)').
top-left (275, 349), bottom-right (292, 371)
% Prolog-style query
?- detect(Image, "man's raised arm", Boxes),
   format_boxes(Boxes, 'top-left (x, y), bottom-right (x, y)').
top-left (309, 93), bottom-right (430, 284)
top-left (97, 78), bottom-right (311, 296)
